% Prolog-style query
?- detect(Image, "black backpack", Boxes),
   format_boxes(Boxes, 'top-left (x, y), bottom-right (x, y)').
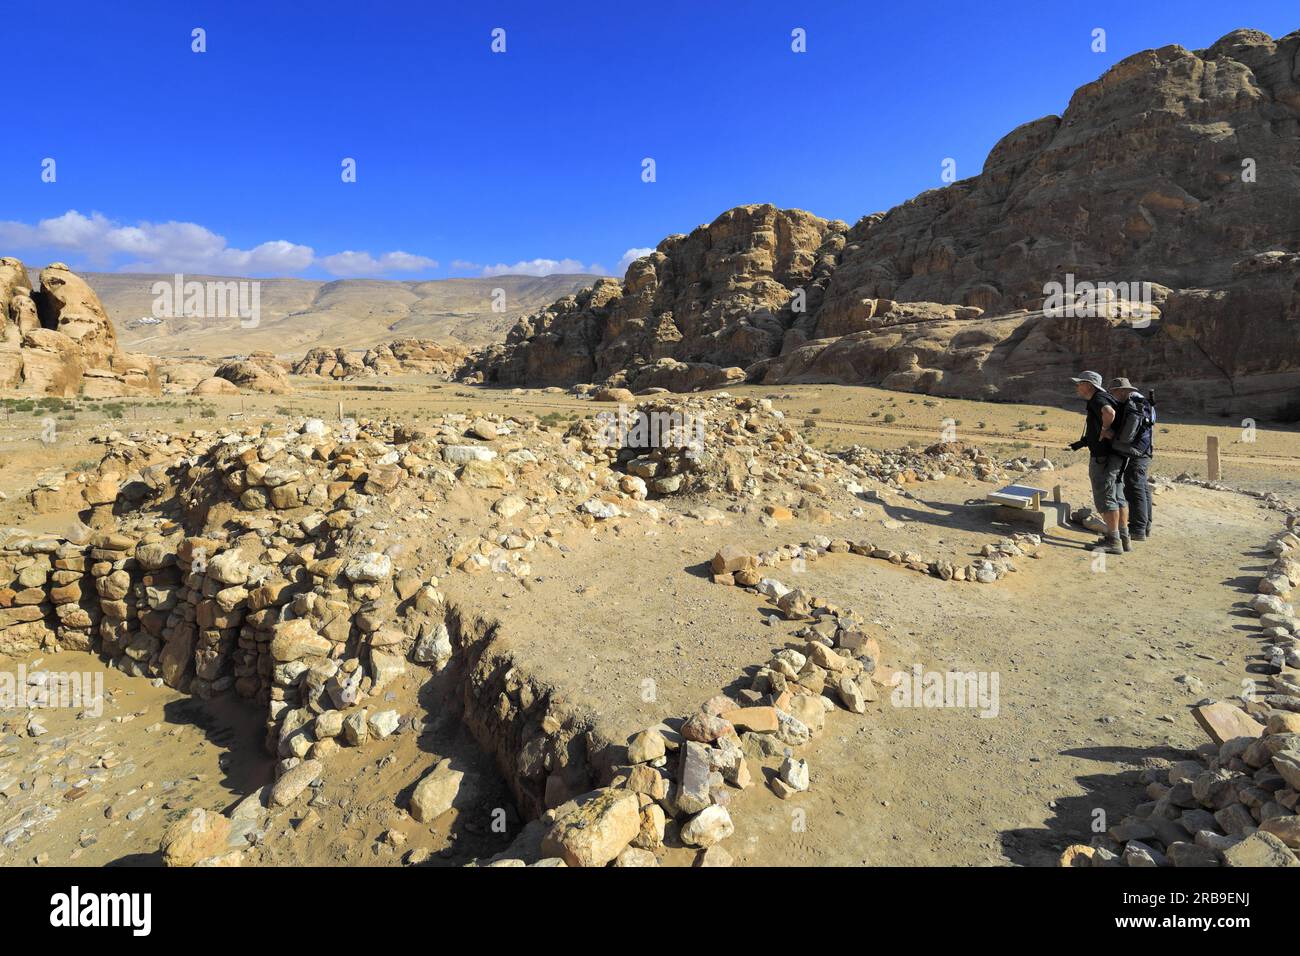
top-left (1112, 394), bottom-right (1153, 457)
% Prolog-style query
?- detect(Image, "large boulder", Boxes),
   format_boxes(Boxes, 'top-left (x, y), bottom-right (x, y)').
top-left (0, 259), bottom-right (158, 396)
top-left (215, 353), bottom-right (292, 393)
top-left (539, 788), bottom-right (641, 867)
top-left (192, 376), bottom-right (241, 395)
top-left (34, 263), bottom-right (118, 368)
top-left (160, 809), bottom-right (232, 867)
top-left (409, 758), bottom-right (475, 822)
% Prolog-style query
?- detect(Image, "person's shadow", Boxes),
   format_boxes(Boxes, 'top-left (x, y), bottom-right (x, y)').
top-left (879, 496), bottom-right (1088, 550)
top-left (999, 741), bottom-right (1192, 866)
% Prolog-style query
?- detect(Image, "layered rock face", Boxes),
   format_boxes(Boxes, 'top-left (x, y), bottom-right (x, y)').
top-left (0, 258), bottom-right (159, 396)
top-left (469, 29), bottom-right (1300, 416)
top-left (469, 205), bottom-right (845, 390)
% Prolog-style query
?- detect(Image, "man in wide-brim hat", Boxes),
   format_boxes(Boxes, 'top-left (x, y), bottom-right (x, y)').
top-left (1068, 371), bottom-right (1128, 554)
top-left (1109, 376), bottom-right (1155, 541)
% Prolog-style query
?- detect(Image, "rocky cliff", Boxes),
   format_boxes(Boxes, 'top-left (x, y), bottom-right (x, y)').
top-left (466, 28), bottom-right (1300, 417)
top-left (468, 205), bottom-right (844, 393)
top-left (0, 258), bottom-right (159, 396)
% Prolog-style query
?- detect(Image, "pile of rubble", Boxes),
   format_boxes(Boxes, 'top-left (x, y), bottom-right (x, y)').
top-left (836, 441), bottom-right (1019, 487)
top-left (1061, 517), bottom-right (1300, 867)
top-left (565, 394), bottom-right (860, 500)
top-left (566, 394), bottom-right (1049, 506)
top-left (1, 402), bottom-right (748, 864)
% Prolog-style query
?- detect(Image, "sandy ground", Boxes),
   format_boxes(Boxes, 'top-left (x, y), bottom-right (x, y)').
top-left (0, 651), bottom-right (524, 867)
top-left (720, 479), bottom-right (1276, 865)
top-left (0, 651), bottom-right (270, 866)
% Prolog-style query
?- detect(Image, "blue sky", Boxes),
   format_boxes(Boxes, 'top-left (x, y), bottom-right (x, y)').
top-left (3, 0), bottom-right (1294, 280)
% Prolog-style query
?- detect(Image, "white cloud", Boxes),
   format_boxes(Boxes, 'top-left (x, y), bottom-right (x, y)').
top-left (0, 211), bottom-right (649, 283)
top-left (0, 210), bottom-right (433, 278)
top-left (480, 257), bottom-right (603, 278)
top-left (319, 250), bottom-right (438, 277)
top-left (616, 247), bottom-right (655, 274)
top-left (466, 247), bottom-right (655, 279)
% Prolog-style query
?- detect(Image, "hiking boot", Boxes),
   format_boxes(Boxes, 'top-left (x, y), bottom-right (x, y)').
top-left (1130, 531), bottom-right (1147, 542)
top-left (1120, 534), bottom-right (1132, 552)
top-left (1087, 536), bottom-right (1123, 554)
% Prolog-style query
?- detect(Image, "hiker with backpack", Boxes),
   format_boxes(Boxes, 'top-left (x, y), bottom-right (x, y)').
top-left (1068, 371), bottom-right (1129, 555)
top-left (1108, 377), bottom-right (1155, 541)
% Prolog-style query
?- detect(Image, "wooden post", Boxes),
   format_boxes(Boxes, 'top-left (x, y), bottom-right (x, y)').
top-left (1207, 435), bottom-right (1220, 481)
top-left (338, 400), bottom-right (344, 421)
top-left (1052, 484), bottom-right (1061, 503)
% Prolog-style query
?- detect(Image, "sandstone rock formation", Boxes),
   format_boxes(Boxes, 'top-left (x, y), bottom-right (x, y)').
top-left (214, 352), bottom-right (293, 394)
top-left (155, 358), bottom-right (220, 394)
top-left (469, 205), bottom-right (843, 390)
top-left (293, 338), bottom-right (465, 380)
top-left (467, 29), bottom-right (1300, 417)
top-left (191, 376), bottom-right (241, 396)
top-left (0, 259), bottom-right (159, 396)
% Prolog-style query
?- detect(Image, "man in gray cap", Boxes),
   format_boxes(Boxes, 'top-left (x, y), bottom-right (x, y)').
top-left (1109, 377), bottom-right (1154, 540)
top-left (1068, 371), bottom-right (1128, 554)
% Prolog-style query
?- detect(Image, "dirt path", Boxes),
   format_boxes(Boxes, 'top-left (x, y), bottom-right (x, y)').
top-left (719, 476), bottom-right (1276, 865)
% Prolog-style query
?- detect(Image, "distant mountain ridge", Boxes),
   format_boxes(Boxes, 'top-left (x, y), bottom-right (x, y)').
top-left (72, 271), bottom-right (602, 359)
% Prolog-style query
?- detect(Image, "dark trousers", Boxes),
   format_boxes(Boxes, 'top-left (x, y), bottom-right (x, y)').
top-left (1124, 454), bottom-right (1152, 535)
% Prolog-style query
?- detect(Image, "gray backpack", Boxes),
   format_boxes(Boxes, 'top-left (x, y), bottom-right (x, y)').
top-left (1112, 395), bottom-right (1153, 457)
